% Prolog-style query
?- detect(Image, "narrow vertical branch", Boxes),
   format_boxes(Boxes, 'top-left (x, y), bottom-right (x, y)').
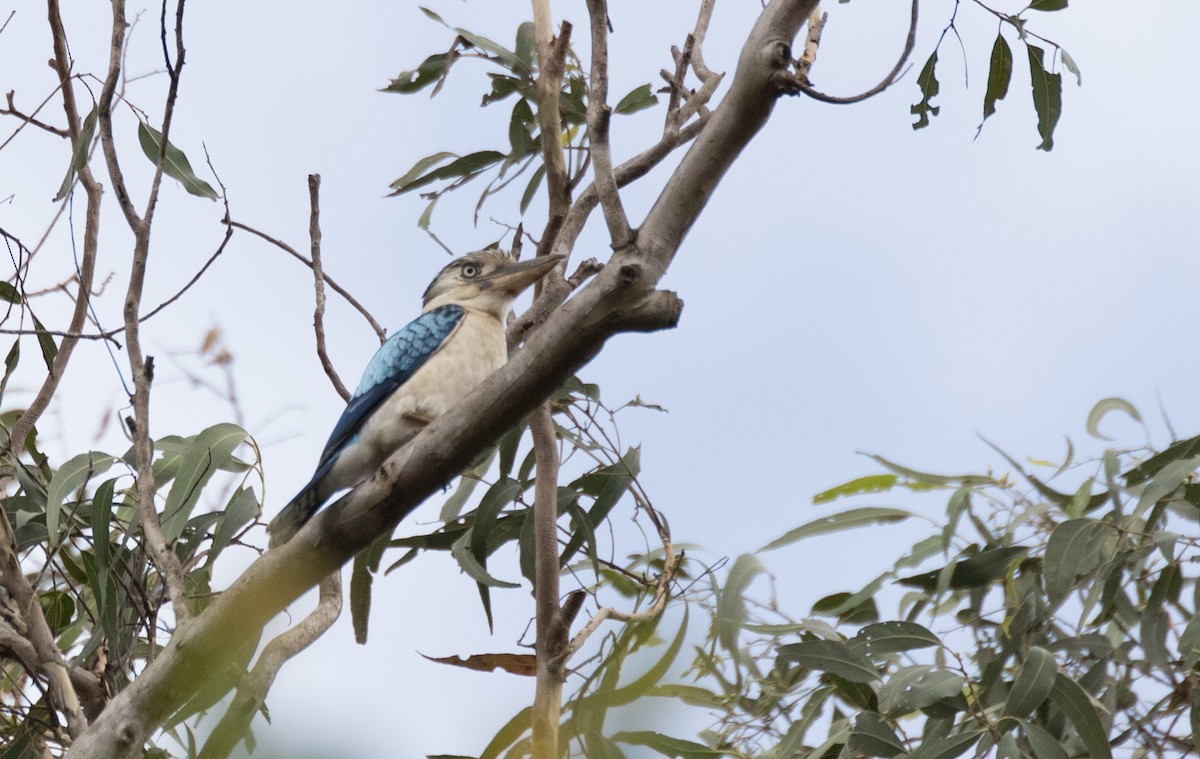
top-left (584, 0), bottom-right (632, 249)
top-left (530, 403), bottom-right (563, 758)
top-left (114, 0), bottom-right (193, 623)
top-left (306, 174), bottom-right (351, 401)
top-left (531, 2), bottom-right (572, 261)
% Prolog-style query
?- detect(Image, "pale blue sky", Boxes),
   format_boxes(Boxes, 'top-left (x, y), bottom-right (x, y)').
top-left (2, 1), bottom-right (1199, 756)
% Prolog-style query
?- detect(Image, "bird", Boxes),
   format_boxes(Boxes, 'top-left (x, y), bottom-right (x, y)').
top-left (268, 248), bottom-right (564, 546)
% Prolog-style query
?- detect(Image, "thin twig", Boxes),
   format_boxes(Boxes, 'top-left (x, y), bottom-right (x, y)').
top-left (0, 89), bottom-right (69, 141)
top-left (307, 175), bottom-right (350, 401)
top-left (788, 0), bottom-right (918, 104)
top-left (226, 219), bottom-right (386, 341)
top-left (584, 0), bottom-right (633, 250)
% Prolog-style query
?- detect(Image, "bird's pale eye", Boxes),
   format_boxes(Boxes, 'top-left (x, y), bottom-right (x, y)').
top-left (461, 263), bottom-right (479, 278)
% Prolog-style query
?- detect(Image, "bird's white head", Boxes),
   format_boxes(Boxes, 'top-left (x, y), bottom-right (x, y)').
top-left (422, 249), bottom-right (565, 320)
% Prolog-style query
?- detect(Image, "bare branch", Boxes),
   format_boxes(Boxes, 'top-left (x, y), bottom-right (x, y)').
top-left (787, 0), bottom-right (918, 104)
top-left (306, 175), bottom-right (351, 401)
top-left (196, 573), bottom-right (342, 759)
top-left (584, 0), bottom-right (632, 249)
top-left (226, 219), bottom-right (386, 342)
top-left (532, 3), bottom-right (573, 260)
top-left (0, 89), bottom-right (69, 140)
top-left (794, 5), bottom-right (827, 82)
top-left (530, 403), bottom-right (564, 758)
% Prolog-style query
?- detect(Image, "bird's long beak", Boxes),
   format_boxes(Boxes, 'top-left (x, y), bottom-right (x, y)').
top-left (482, 254), bottom-right (565, 295)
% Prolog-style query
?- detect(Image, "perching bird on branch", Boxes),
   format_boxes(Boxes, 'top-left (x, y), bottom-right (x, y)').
top-left (268, 249), bottom-right (563, 546)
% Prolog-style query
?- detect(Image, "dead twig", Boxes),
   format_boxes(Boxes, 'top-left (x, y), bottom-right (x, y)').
top-left (584, 0), bottom-right (633, 250)
top-left (307, 175), bottom-right (351, 401)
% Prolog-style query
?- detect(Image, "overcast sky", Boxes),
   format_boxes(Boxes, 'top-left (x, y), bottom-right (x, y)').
top-left (3, 1), bottom-right (1199, 756)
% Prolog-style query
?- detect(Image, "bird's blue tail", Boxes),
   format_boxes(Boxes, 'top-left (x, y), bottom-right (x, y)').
top-left (267, 483), bottom-right (321, 548)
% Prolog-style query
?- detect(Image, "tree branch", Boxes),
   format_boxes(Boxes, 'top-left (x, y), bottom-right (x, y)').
top-left (196, 573), bottom-right (342, 759)
top-left (306, 175), bottom-right (351, 401)
top-left (226, 219), bottom-right (386, 342)
top-left (584, 0), bottom-right (632, 250)
top-left (530, 404), bottom-right (563, 758)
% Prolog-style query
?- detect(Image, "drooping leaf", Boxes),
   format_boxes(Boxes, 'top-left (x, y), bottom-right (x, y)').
top-left (1002, 646), bottom-right (1058, 723)
top-left (1086, 396), bottom-right (1142, 441)
top-left (1047, 673), bottom-right (1113, 759)
top-left (1025, 44), bottom-right (1062, 151)
top-left (1029, 0), bottom-right (1068, 10)
top-left (1023, 721), bottom-right (1069, 759)
top-left (208, 486), bottom-right (259, 564)
top-left (715, 554), bottom-right (766, 658)
top-left (381, 52), bottom-right (454, 95)
top-left (1043, 519), bottom-right (1114, 601)
top-left (351, 532), bottom-right (389, 644)
top-left (1060, 48), bottom-right (1081, 85)
top-left (46, 451), bottom-right (115, 550)
top-left (761, 507), bottom-right (913, 552)
top-left (387, 150), bottom-right (506, 196)
top-left (911, 51), bottom-right (940, 130)
top-left (161, 423), bottom-right (249, 543)
top-left (982, 33), bottom-right (1013, 122)
top-left (905, 729), bottom-right (985, 759)
top-left (30, 314), bottom-right (58, 370)
top-left (136, 121), bottom-right (218, 199)
top-left (54, 105), bottom-right (97, 201)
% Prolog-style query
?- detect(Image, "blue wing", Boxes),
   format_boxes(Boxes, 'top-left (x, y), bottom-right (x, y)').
top-left (316, 304), bottom-right (465, 468)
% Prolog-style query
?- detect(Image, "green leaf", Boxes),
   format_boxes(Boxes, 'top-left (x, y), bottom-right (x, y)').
top-left (1123, 434), bottom-right (1200, 485)
top-left (898, 546), bottom-right (1027, 591)
top-left (451, 532), bottom-right (520, 588)
top-left (1002, 646), bottom-right (1058, 724)
top-left (389, 151), bottom-right (457, 192)
top-left (136, 121), bottom-right (218, 199)
top-left (30, 314), bottom-right (58, 370)
top-left (54, 106), bottom-right (97, 201)
top-left (1178, 611), bottom-right (1200, 668)
top-left (1043, 519), bottom-right (1113, 601)
top-left (776, 639), bottom-right (879, 683)
top-left (611, 731), bottom-right (723, 758)
top-left (559, 448), bottom-right (639, 564)
top-left (1, 341), bottom-right (20, 402)
top-left (715, 554), bottom-right (765, 658)
top-left (613, 84), bottom-right (658, 115)
top-left (351, 533), bottom-right (389, 644)
top-left (1029, 0), bottom-right (1067, 9)
top-left (469, 477), bottom-right (522, 563)
top-left (813, 474), bottom-right (899, 504)
top-left (209, 486), bottom-right (259, 564)
top-left (1047, 673), bottom-right (1112, 759)
top-left (760, 507), bottom-right (912, 552)
top-left (878, 666), bottom-right (964, 717)
top-left (479, 705), bottom-right (533, 759)
top-left (381, 52), bottom-right (453, 95)
top-left (508, 98), bottom-right (536, 157)
top-left (161, 423), bottom-right (248, 543)
top-left (911, 51), bottom-right (940, 130)
top-left (848, 713), bottom-right (905, 758)
top-left (46, 451), bottom-right (115, 550)
top-left (1023, 721), bottom-right (1068, 759)
top-left (851, 621), bottom-right (940, 655)
top-left (1025, 44), bottom-right (1062, 150)
top-left (1086, 396), bottom-right (1141, 441)
top-left (905, 730), bottom-right (985, 759)
top-left (514, 22), bottom-right (535, 70)
top-left (645, 684), bottom-right (724, 709)
top-left (387, 150), bottom-right (506, 197)
top-left (982, 33), bottom-right (1013, 121)
top-left (519, 164), bottom-right (545, 215)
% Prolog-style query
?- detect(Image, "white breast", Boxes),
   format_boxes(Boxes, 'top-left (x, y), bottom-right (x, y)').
top-left (358, 309), bottom-right (507, 454)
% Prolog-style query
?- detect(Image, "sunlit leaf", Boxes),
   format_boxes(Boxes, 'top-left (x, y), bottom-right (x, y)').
top-left (812, 474), bottom-right (899, 504)
top-left (1086, 396), bottom-right (1142, 441)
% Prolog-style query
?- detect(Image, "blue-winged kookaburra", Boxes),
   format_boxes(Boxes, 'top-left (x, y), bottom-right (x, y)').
top-left (268, 249), bottom-right (563, 546)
